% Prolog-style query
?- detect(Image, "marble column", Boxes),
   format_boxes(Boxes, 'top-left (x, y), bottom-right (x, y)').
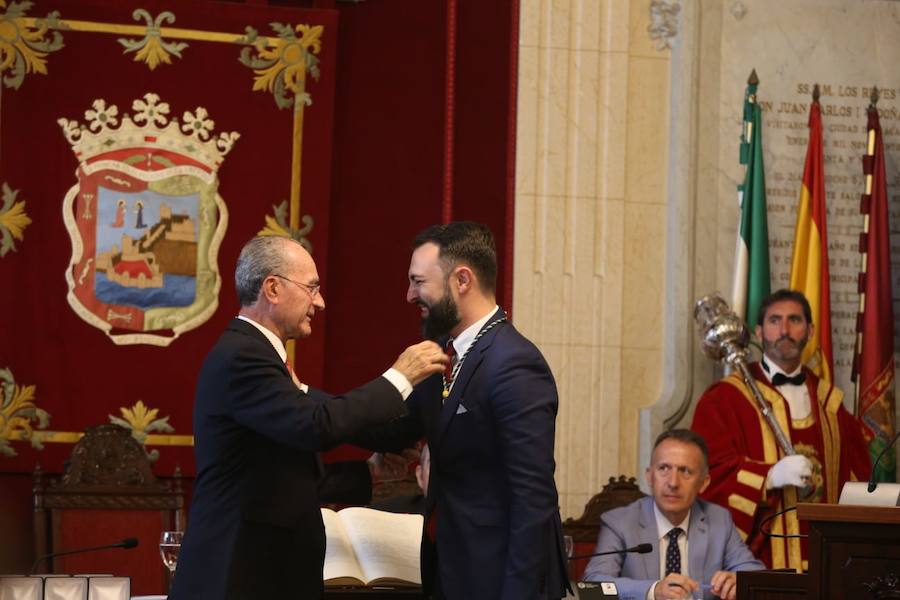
top-left (515, 0), bottom-right (675, 518)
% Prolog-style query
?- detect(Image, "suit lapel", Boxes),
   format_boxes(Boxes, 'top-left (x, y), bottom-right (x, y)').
top-left (431, 309), bottom-right (505, 450)
top-left (638, 497), bottom-right (661, 579)
top-left (688, 501), bottom-right (709, 582)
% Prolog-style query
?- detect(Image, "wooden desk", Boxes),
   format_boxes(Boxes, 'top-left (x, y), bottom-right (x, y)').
top-left (798, 503), bottom-right (900, 600)
top-left (737, 570), bottom-right (807, 600)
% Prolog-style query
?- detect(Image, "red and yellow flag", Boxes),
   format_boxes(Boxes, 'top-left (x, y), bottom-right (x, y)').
top-left (853, 95), bottom-right (896, 483)
top-left (789, 91), bottom-right (833, 381)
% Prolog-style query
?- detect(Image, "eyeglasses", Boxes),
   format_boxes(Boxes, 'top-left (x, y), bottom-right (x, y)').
top-left (273, 274), bottom-right (321, 298)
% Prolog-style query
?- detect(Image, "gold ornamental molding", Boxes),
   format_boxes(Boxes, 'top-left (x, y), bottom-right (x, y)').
top-left (0, 181), bottom-right (31, 256)
top-left (0, 1), bottom-right (65, 90)
top-left (0, 367), bottom-right (47, 456)
top-left (258, 200), bottom-right (314, 253)
top-left (117, 9), bottom-right (188, 70)
top-left (4, 397), bottom-right (194, 451)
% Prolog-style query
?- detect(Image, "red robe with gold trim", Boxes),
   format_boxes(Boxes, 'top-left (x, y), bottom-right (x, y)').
top-left (691, 363), bottom-right (870, 571)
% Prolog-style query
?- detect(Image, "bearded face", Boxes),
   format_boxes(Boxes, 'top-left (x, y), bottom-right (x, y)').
top-left (418, 281), bottom-right (461, 341)
top-left (756, 299), bottom-right (814, 370)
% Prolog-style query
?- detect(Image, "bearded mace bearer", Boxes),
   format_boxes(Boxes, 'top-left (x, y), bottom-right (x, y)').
top-left (694, 293), bottom-right (797, 456)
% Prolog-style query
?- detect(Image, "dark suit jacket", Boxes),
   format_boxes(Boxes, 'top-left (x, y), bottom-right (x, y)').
top-left (582, 497), bottom-right (765, 600)
top-left (358, 308), bottom-right (569, 600)
top-left (169, 318), bottom-right (406, 600)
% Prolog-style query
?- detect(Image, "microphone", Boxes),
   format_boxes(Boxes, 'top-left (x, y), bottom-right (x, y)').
top-left (868, 428), bottom-right (900, 493)
top-left (571, 543), bottom-right (652, 560)
top-left (30, 537), bottom-right (139, 575)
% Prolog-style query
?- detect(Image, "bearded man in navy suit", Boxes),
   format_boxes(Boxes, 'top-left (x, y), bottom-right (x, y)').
top-left (170, 236), bottom-right (448, 600)
top-left (359, 222), bottom-right (569, 600)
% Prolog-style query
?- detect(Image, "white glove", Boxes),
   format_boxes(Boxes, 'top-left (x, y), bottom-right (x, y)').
top-left (766, 455), bottom-right (812, 489)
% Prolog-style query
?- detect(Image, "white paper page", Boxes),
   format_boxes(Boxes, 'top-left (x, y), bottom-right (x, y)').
top-left (45, 577), bottom-right (87, 600)
top-left (339, 507), bottom-right (423, 585)
top-left (321, 508), bottom-right (366, 583)
top-left (0, 577), bottom-right (42, 600)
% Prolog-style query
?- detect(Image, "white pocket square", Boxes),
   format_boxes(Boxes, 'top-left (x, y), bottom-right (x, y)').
top-left (455, 404), bottom-right (468, 414)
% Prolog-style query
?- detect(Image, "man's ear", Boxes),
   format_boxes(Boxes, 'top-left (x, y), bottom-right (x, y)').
top-left (261, 276), bottom-right (280, 303)
top-left (453, 266), bottom-right (475, 294)
top-left (699, 471), bottom-right (711, 495)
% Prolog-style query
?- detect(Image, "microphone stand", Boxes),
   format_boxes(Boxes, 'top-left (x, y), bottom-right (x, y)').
top-left (30, 538), bottom-right (139, 575)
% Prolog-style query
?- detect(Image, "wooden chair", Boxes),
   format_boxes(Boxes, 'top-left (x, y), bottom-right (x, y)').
top-left (33, 424), bottom-right (184, 595)
top-left (563, 475), bottom-right (646, 581)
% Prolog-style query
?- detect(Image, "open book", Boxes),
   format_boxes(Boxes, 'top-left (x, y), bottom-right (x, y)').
top-left (322, 506), bottom-right (424, 587)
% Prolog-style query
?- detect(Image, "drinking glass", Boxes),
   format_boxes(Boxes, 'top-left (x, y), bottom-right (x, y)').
top-left (159, 531), bottom-right (183, 576)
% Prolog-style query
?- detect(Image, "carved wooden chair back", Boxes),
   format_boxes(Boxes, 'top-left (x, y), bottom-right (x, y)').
top-left (32, 424), bottom-right (184, 595)
top-left (563, 475), bottom-right (646, 581)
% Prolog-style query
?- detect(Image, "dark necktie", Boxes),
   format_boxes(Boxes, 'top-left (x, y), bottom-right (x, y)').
top-left (772, 371), bottom-right (806, 387)
top-left (444, 339), bottom-right (457, 381)
top-left (665, 527), bottom-right (683, 576)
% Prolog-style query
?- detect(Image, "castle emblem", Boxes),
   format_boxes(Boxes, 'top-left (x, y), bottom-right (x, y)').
top-left (58, 93), bottom-right (239, 346)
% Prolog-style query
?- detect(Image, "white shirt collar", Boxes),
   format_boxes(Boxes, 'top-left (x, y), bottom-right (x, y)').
top-left (652, 501), bottom-right (691, 540)
top-left (761, 354), bottom-right (803, 385)
top-left (451, 305), bottom-right (500, 358)
top-left (237, 315), bottom-right (287, 363)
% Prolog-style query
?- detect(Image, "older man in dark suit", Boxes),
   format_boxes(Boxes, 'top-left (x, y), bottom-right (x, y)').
top-left (169, 236), bottom-right (447, 600)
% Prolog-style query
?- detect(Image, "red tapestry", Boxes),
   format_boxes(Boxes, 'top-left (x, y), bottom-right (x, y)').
top-left (0, 0), bottom-right (338, 476)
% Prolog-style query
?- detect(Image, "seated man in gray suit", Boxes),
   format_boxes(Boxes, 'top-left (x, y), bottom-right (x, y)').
top-left (583, 429), bottom-right (763, 600)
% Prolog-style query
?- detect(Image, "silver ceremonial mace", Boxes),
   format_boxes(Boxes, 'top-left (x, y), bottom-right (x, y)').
top-left (694, 294), bottom-right (796, 456)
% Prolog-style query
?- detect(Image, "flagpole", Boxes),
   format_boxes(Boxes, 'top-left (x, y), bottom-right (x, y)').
top-left (853, 86), bottom-right (878, 413)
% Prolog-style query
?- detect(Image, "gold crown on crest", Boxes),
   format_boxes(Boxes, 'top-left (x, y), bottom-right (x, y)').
top-left (57, 92), bottom-right (240, 171)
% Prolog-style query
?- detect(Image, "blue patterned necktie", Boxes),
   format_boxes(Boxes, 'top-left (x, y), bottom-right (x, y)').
top-left (665, 527), bottom-right (683, 576)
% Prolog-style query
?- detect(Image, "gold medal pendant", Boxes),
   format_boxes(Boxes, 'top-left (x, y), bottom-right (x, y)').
top-left (442, 390), bottom-right (450, 398)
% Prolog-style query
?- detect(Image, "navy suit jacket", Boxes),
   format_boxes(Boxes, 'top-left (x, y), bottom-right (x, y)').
top-left (583, 496), bottom-right (764, 600)
top-left (170, 319), bottom-right (406, 600)
top-left (358, 309), bottom-right (569, 600)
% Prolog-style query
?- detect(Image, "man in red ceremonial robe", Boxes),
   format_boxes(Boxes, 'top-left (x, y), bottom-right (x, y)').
top-left (692, 289), bottom-right (870, 571)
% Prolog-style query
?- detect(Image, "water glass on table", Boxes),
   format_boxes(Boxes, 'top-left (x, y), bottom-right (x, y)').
top-left (159, 530), bottom-right (183, 587)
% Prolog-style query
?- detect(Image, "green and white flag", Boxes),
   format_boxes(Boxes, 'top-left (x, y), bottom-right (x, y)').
top-left (732, 70), bottom-right (771, 329)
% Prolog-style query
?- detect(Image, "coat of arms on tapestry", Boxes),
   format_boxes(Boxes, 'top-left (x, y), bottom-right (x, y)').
top-left (58, 92), bottom-right (239, 346)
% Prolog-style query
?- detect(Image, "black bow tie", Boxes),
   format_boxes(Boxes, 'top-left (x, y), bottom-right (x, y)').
top-left (772, 371), bottom-right (806, 387)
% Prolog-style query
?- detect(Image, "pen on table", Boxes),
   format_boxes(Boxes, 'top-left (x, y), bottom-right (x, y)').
top-left (667, 581), bottom-right (713, 591)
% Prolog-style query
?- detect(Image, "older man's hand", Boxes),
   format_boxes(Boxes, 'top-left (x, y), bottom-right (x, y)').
top-left (392, 340), bottom-right (449, 386)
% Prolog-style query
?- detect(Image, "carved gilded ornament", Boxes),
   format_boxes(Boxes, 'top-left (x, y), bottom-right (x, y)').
top-left (0, 0), bottom-right (64, 89)
top-left (258, 200), bottom-right (314, 253)
top-left (0, 367), bottom-right (49, 456)
top-left (238, 23), bottom-right (322, 110)
top-left (118, 9), bottom-right (187, 71)
top-left (0, 181), bottom-right (31, 256)
top-left (108, 399), bottom-right (174, 461)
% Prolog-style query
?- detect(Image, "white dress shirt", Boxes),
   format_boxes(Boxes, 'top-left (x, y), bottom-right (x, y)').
top-left (761, 354), bottom-right (811, 419)
top-left (445, 305), bottom-right (500, 393)
top-left (647, 503), bottom-right (692, 600)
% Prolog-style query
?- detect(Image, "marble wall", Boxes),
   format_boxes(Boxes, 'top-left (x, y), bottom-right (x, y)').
top-left (516, 0), bottom-right (900, 520)
top-left (514, 0), bottom-right (674, 519)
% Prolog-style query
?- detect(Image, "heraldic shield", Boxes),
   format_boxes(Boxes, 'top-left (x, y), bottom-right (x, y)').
top-left (58, 93), bottom-right (240, 346)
